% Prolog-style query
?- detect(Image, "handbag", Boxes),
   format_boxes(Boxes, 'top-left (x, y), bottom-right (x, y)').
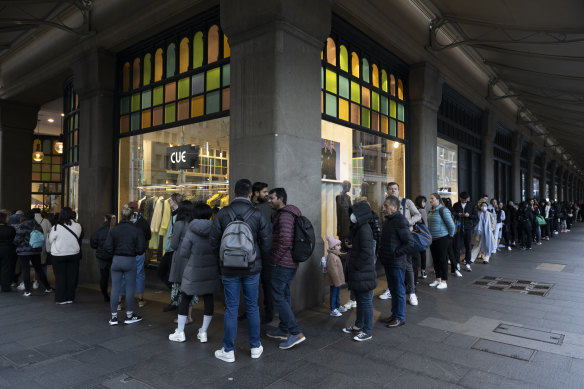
top-left (535, 215), bottom-right (547, 226)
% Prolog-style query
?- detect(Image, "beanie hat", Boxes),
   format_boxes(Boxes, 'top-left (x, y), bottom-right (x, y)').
top-left (326, 234), bottom-right (341, 249)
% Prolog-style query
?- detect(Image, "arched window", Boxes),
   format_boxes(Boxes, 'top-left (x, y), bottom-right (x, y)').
top-left (390, 74), bottom-right (396, 96)
top-left (193, 31), bottom-right (203, 69)
top-left (339, 45), bottom-right (348, 72)
top-left (132, 58), bottom-right (141, 90)
top-left (223, 34), bottom-right (230, 58)
top-left (372, 64), bottom-right (379, 88)
top-left (208, 25), bottom-right (219, 63)
top-left (154, 48), bottom-right (163, 82)
top-left (166, 43), bottom-right (176, 78)
top-left (179, 38), bottom-right (189, 73)
top-left (362, 58), bottom-right (369, 83)
top-left (143, 54), bottom-right (152, 86)
top-left (351, 52), bottom-right (359, 78)
top-left (326, 37), bottom-right (336, 66)
top-left (122, 62), bottom-right (130, 92)
top-left (381, 69), bottom-right (388, 92)
top-left (398, 79), bottom-right (404, 100)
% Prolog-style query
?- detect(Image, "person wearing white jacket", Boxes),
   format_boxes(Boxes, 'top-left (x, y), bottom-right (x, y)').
top-left (49, 207), bottom-right (82, 304)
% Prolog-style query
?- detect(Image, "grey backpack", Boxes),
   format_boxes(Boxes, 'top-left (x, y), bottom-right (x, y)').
top-left (219, 207), bottom-right (257, 269)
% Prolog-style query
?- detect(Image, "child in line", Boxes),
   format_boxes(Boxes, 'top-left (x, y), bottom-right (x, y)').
top-left (325, 235), bottom-right (346, 317)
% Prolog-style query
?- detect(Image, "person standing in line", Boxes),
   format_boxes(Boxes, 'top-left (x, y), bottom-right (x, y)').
top-left (470, 201), bottom-right (496, 262)
top-left (169, 203), bottom-right (218, 343)
top-left (266, 187), bottom-right (307, 349)
top-left (157, 193), bottom-right (183, 308)
top-left (341, 201), bottom-right (377, 340)
top-left (453, 192), bottom-right (478, 272)
top-left (32, 208), bottom-right (52, 288)
top-left (414, 196), bottom-right (428, 279)
top-left (427, 193), bottom-right (456, 289)
top-left (325, 235), bottom-right (346, 317)
top-left (90, 214), bottom-right (117, 302)
top-left (516, 202), bottom-right (534, 250)
top-left (442, 197), bottom-right (463, 278)
top-left (129, 202), bottom-right (152, 308)
top-left (103, 204), bottom-right (145, 325)
top-left (209, 179), bottom-right (272, 363)
top-left (0, 210), bottom-right (16, 292)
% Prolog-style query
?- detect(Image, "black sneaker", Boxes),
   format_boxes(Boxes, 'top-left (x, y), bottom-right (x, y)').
top-left (109, 316), bottom-right (119, 326)
top-left (353, 332), bottom-right (372, 341)
top-left (342, 326), bottom-right (360, 334)
top-left (125, 315), bottom-right (143, 324)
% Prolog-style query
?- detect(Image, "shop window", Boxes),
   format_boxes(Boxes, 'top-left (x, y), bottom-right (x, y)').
top-left (326, 37), bottom-right (336, 66)
top-left (179, 38), bottom-right (189, 73)
top-left (122, 62), bottom-right (130, 92)
top-left (437, 138), bottom-right (458, 203)
top-left (208, 25), bottom-right (219, 63)
top-left (339, 45), bottom-right (348, 72)
top-left (166, 43), bottom-right (176, 78)
top-left (154, 48), bottom-right (163, 82)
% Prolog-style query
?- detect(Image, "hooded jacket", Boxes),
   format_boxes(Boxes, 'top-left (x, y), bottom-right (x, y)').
top-left (347, 201), bottom-right (377, 293)
top-left (325, 247), bottom-right (345, 287)
top-left (103, 220), bottom-right (145, 257)
top-left (90, 221), bottom-right (113, 262)
top-left (271, 204), bottom-right (301, 269)
top-left (379, 211), bottom-right (413, 269)
top-left (168, 219), bottom-right (190, 283)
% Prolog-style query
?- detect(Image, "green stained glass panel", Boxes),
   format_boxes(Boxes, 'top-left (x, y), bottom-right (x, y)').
top-left (222, 64), bottom-right (230, 87)
top-left (321, 67), bottom-right (324, 89)
top-left (178, 77), bottom-right (190, 99)
top-left (153, 86), bottom-right (163, 106)
top-left (131, 112), bottom-right (140, 131)
top-left (361, 108), bottom-right (370, 128)
top-left (381, 96), bottom-right (388, 115)
top-left (42, 173), bottom-right (50, 181)
top-left (74, 113), bottom-right (78, 129)
top-left (325, 69), bottom-right (337, 94)
top-left (362, 58), bottom-right (369, 83)
top-left (390, 119), bottom-right (397, 137)
top-left (372, 92), bottom-right (379, 112)
top-left (120, 97), bottom-right (130, 115)
top-left (338, 76), bottom-right (349, 99)
top-left (390, 100), bottom-right (397, 118)
top-left (52, 165), bottom-right (60, 173)
top-left (398, 103), bottom-right (405, 121)
top-left (206, 67), bottom-right (221, 92)
top-left (205, 91), bottom-right (220, 114)
top-left (32, 164), bottom-right (40, 172)
top-left (325, 93), bottom-right (337, 117)
top-left (350, 81), bottom-right (360, 103)
top-left (141, 89), bottom-right (151, 109)
top-left (165, 103), bottom-right (176, 123)
top-left (131, 93), bottom-right (140, 112)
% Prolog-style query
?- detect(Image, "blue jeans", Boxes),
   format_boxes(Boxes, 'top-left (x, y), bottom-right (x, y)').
top-left (385, 265), bottom-right (406, 321)
top-left (330, 286), bottom-right (340, 311)
top-left (354, 290), bottom-right (374, 335)
top-left (222, 273), bottom-right (261, 351)
top-left (271, 266), bottom-right (301, 335)
top-left (120, 254), bottom-right (146, 295)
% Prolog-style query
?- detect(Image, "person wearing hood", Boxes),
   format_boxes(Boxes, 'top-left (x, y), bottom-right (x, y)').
top-left (90, 214), bottom-right (117, 301)
top-left (325, 235), bottom-right (346, 317)
top-left (169, 203), bottom-right (217, 343)
top-left (342, 201), bottom-right (377, 341)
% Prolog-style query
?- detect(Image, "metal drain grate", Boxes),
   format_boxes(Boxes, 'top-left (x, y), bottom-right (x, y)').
top-left (472, 276), bottom-right (554, 296)
top-left (494, 323), bottom-right (564, 345)
top-left (471, 338), bottom-right (536, 361)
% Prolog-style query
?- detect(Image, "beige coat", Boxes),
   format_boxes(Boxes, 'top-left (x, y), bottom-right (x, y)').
top-left (325, 249), bottom-right (345, 287)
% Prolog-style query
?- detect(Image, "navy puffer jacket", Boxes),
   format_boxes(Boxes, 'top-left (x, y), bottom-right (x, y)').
top-left (347, 201), bottom-right (378, 293)
top-left (14, 219), bottom-right (42, 256)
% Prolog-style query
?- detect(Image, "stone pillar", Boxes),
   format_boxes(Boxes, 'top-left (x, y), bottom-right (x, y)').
top-left (480, 111), bottom-right (496, 197)
top-left (557, 165), bottom-right (564, 201)
top-left (72, 48), bottom-right (116, 284)
top-left (0, 101), bottom-right (39, 211)
top-left (409, 63), bottom-right (443, 199)
top-left (541, 152), bottom-right (547, 200)
top-left (511, 132), bottom-right (522, 202)
top-left (550, 159), bottom-right (557, 200)
top-left (526, 142), bottom-right (535, 200)
top-left (221, 0), bottom-right (332, 310)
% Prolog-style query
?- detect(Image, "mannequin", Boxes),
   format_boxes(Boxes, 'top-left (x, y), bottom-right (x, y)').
top-left (336, 180), bottom-right (352, 247)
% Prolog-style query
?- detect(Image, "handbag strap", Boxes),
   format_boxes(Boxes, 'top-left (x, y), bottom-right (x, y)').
top-left (60, 223), bottom-right (81, 249)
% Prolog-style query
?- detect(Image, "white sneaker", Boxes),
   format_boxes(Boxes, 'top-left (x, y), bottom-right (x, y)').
top-left (483, 259), bottom-right (489, 264)
top-left (330, 309), bottom-right (342, 317)
top-left (407, 294), bottom-right (418, 306)
top-left (338, 306), bottom-right (348, 313)
top-left (436, 281), bottom-right (448, 289)
top-left (169, 329), bottom-right (186, 342)
top-left (429, 280), bottom-right (440, 287)
top-left (456, 263), bottom-right (461, 271)
top-left (17, 282), bottom-right (25, 291)
top-left (465, 264), bottom-right (472, 272)
top-left (454, 270), bottom-right (463, 278)
top-left (378, 289), bottom-right (392, 300)
top-left (507, 246), bottom-right (512, 251)
top-left (215, 348), bottom-right (235, 363)
top-left (197, 328), bottom-right (207, 343)
top-left (251, 345), bottom-right (263, 359)
top-left (343, 300), bottom-right (356, 309)
top-left (32, 281), bottom-right (39, 290)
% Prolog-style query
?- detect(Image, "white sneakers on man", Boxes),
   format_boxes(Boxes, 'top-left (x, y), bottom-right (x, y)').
top-left (407, 294), bottom-right (418, 306)
top-left (436, 281), bottom-right (448, 289)
top-left (251, 345), bottom-right (263, 359)
top-left (378, 289), bottom-right (392, 300)
top-left (429, 280), bottom-right (440, 287)
top-left (215, 348), bottom-right (235, 363)
top-left (454, 270), bottom-right (463, 278)
top-left (343, 300), bottom-right (357, 309)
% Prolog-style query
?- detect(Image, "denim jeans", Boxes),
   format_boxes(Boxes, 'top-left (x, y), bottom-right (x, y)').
top-left (271, 266), bottom-right (300, 335)
top-left (330, 286), bottom-right (340, 311)
top-left (354, 289), bottom-right (374, 335)
top-left (222, 273), bottom-right (261, 351)
top-left (385, 265), bottom-right (406, 321)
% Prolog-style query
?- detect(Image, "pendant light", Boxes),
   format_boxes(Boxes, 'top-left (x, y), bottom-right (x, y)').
top-left (32, 120), bottom-right (44, 162)
top-left (54, 113), bottom-right (64, 154)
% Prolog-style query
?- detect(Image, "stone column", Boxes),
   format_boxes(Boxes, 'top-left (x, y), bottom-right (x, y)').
top-left (550, 159), bottom-right (557, 200)
top-left (541, 152), bottom-right (547, 200)
top-left (221, 0), bottom-right (332, 310)
top-left (0, 101), bottom-right (39, 211)
top-left (526, 142), bottom-right (535, 200)
top-left (409, 63), bottom-right (443, 199)
top-left (72, 48), bottom-right (116, 284)
top-left (511, 132), bottom-right (522, 202)
top-left (480, 110), bottom-right (496, 197)
top-left (557, 165), bottom-right (564, 201)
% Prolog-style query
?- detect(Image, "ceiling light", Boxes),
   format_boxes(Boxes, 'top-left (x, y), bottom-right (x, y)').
top-left (48, 118), bottom-right (54, 123)
top-left (393, 142), bottom-right (400, 149)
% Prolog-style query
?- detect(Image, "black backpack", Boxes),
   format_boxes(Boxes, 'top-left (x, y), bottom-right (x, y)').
top-left (281, 209), bottom-right (315, 263)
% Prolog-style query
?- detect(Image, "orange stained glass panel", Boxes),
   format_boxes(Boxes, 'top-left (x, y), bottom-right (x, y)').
top-left (339, 98), bottom-right (349, 121)
top-left (371, 112), bottom-right (379, 131)
top-left (191, 95), bottom-right (204, 117)
top-left (223, 34), bottom-right (230, 58)
top-left (351, 52), bottom-right (359, 78)
top-left (32, 173), bottom-right (41, 181)
top-left (398, 122), bottom-right (405, 139)
top-left (73, 131), bottom-right (78, 145)
top-left (154, 48), bottom-right (163, 82)
top-left (179, 38), bottom-right (189, 73)
top-left (390, 74), bottom-right (396, 96)
top-left (177, 99), bottom-right (189, 121)
top-left (326, 37), bottom-right (336, 66)
top-left (398, 79), bottom-right (404, 100)
top-left (122, 62), bottom-right (130, 92)
top-left (381, 115), bottom-right (388, 134)
top-left (165, 82), bottom-right (176, 103)
top-left (120, 115), bottom-right (130, 133)
top-left (372, 64), bottom-right (379, 88)
top-left (153, 106), bottom-right (163, 126)
top-left (141, 110), bottom-right (151, 129)
top-left (361, 86), bottom-right (370, 108)
top-left (51, 173), bottom-right (60, 181)
top-left (350, 103), bottom-right (360, 125)
top-left (132, 58), bottom-right (141, 90)
top-left (222, 87), bottom-right (230, 111)
top-left (208, 25), bottom-right (219, 63)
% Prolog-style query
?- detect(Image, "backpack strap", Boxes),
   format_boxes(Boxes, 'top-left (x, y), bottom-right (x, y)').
top-left (401, 198), bottom-right (407, 217)
top-left (226, 206), bottom-right (255, 223)
top-left (280, 208), bottom-right (298, 220)
top-left (241, 207), bottom-right (256, 223)
top-left (225, 206), bottom-right (237, 222)
top-left (438, 206), bottom-right (450, 227)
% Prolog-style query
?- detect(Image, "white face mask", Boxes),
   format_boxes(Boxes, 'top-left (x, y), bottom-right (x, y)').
top-left (350, 214), bottom-right (357, 223)
top-left (481, 206), bottom-right (488, 212)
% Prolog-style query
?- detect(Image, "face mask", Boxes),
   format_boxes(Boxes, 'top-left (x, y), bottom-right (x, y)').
top-left (481, 206), bottom-right (487, 212)
top-left (350, 214), bottom-right (357, 223)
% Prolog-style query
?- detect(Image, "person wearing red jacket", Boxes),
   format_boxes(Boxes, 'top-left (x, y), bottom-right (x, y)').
top-left (265, 187), bottom-right (306, 350)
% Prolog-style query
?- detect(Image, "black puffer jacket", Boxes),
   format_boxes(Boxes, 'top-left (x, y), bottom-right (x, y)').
top-left (209, 198), bottom-right (272, 276)
top-left (90, 222), bottom-right (112, 262)
top-left (452, 202), bottom-right (478, 231)
top-left (347, 201), bottom-right (377, 293)
top-left (134, 215), bottom-right (152, 242)
top-left (0, 224), bottom-right (16, 249)
top-left (13, 219), bottom-right (42, 256)
top-left (379, 212), bottom-right (413, 269)
top-left (103, 220), bottom-right (145, 257)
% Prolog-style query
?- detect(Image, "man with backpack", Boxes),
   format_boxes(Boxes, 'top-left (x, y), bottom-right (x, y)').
top-left (209, 179), bottom-right (272, 363)
top-left (266, 187), bottom-right (306, 350)
top-left (453, 192), bottom-right (478, 272)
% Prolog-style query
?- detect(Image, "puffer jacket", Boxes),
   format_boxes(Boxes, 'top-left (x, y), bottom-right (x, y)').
top-left (90, 222), bottom-right (112, 262)
top-left (325, 248), bottom-right (345, 287)
top-left (103, 220), bottom-right (145, 257)
top-left (379, 211), bottom-right (413, 269)
top-left (271, 204), bottom-right (301, 269)
top-left (209, 198), bottom-right (272, 276)
top-left (179, 219), bottom-right (219, 296)
top-left (14, 219), bottom-right (42, 256)
top-left (168, 220), bottom-right (190, 283)
top-left (347, 201), bottom-right (377, 293)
